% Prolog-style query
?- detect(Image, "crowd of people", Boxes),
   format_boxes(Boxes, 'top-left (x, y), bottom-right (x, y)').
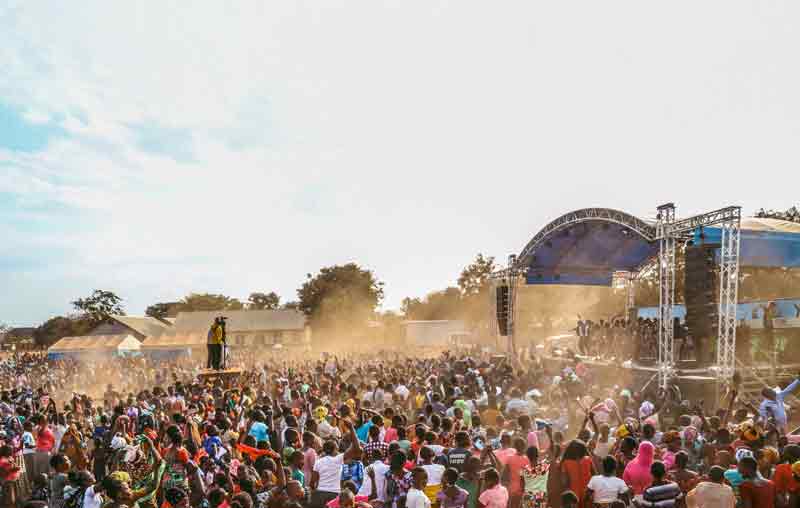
top-left (573, 317), bottom-right (694, 364)
top-left (0, 346), bottom-right (799, 508)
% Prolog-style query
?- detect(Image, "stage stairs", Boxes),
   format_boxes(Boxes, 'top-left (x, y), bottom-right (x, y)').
top-left (735, 357), bottom-right (800, 410)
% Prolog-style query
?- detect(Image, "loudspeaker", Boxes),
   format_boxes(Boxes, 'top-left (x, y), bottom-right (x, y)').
top-left (496, 285), bottom-right (509, 336)
top-left (684, 243), bottom-right (720, 349)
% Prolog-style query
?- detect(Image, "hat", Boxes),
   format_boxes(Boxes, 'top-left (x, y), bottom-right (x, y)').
top-left (735, 447), bottom-right (754, 463)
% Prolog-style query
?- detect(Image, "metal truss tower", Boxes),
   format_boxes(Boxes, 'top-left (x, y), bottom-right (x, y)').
top-left (716, 213), bottom-right (742, 380)
top-left (655, 205), bottom-right (742, 388)
top-left (656, 204), bottom-right (677, 390)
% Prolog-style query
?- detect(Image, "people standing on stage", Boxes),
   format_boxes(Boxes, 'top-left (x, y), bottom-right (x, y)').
top-left (759, 374), bottom-right (800, 434)
top-left (208, 318), bottom-right (225, 370)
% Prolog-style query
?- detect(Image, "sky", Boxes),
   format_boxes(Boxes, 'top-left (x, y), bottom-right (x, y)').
top-left (2, 1), bottom-right (800, 326)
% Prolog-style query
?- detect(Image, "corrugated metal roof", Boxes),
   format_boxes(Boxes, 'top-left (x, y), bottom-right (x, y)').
top-left (170, 310), bottom-right (306, 333)
top-left (109, 315), bottom-right (171, 337)
top-left (141, 333), bottom-right (206, 349)
top-left (740, 217), bottom-right (800, 234)
top-left (48, 334), bottom-right (141, 352)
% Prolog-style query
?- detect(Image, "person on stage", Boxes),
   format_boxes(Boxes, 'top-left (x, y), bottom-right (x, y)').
top-left (207, 318), bottom-right (225, 370)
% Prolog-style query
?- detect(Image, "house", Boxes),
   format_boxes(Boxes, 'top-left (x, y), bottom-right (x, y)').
top-left (0, 327), bottom-right (37, 350)
top-left (402, 320), bottom-right (467, 347)
top-left (47, 334), bottom-right (141, 359)
top-left (89, 315), bottom-right (171, 341)
top-left (141, 309), bottom-right (310, 355)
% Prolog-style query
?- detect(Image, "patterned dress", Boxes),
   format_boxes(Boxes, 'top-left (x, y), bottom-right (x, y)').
top-left (521, 460), bottom-right (550, 508)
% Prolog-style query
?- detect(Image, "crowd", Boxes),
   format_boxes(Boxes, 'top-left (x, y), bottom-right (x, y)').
top-left (573, 318), bottom-right (693, 364)
top-left (0, 346), bottom-right (799, 508)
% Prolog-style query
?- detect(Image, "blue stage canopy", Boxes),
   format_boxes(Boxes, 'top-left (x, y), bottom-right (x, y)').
top-left (519, 209), bottom-right (800, 287)
top-left (694, 217), bottom-right (800, 268)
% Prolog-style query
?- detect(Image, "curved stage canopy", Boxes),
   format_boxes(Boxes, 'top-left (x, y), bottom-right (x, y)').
top-left (518, 208), bottom-right (800, 286)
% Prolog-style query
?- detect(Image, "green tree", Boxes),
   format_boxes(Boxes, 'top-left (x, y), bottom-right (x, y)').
top-left (33, 316), bottom-right (93, 348)
top-left (457, 254), bottom-right (496, 296)
top-left (72, 289), bottom-right (125, 324)
top-left (457, 254), bottom-right (496, 327)
top-left (179, 293), bottom-right (244, 312)
top-left (402, 288), bottom-right (462, 320)
top-left (145, 302), bottom-right (182, 319)
top-left (298, 263), bottom-right (384, 331)
top-left (248, 292), bottom-right (280, 310)
top-left (282, 301), bottom-right (300, 311)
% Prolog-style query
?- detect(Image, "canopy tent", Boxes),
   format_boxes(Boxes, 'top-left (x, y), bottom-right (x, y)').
top-left (518, 209), bottom-right (800, 286)
top-left (140, 333), bottom-right (204, 358)
top-left (47, 334), bottom-right (141, 359)
top-left (694, 217), bottom-right (800, 268)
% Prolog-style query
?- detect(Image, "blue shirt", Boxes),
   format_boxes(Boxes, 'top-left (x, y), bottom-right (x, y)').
top-left (248, 421), bottom-right (270, 444)
top-left (759, 378), bottom-right (800, 427)
top-left (356, 422), bottom-right (374, 443)
top-left (341, 460), bottom-right (365, 490)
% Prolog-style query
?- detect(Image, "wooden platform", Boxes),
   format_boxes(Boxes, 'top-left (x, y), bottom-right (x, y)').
top-left (198, 368), bottom-right (244, 387)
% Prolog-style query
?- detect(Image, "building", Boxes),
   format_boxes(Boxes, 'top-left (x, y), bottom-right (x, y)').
top-left (88, 315), bottom-right (172, 341)
top-left (402, 320), bottom-right (467, 347)
top-left (141, 309), bottom-right (310, 355)
top-left (47, 334), bottom-right (141, 359)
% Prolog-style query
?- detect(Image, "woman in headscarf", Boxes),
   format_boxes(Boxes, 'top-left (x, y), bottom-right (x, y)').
top-left (624, 441), bottom-right (655, 496)
top-left (59, 425), bottom-right (89, 472)
top-left (661, 431), bottom-right (682, 471)
top-left (110, 434), bottom-right (165, 508)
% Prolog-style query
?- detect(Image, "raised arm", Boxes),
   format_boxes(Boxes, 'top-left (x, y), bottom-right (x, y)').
top-left (343, 420), bottom-right (363, 462)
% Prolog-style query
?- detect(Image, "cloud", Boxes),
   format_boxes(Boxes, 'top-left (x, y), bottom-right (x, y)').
top-left (2, 0), bottom-right (800, 325)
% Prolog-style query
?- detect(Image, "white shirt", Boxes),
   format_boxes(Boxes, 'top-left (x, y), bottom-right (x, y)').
top-left (395, 385), bottom-right (410, 400)
top-left (587, 475), bottom-right (629, 504)
top-left (358, 461), bottom-right (390, 501)
top-left (406, 487), bottom-right (432, 508)
top-left (422, 464), bottom-right (445, 486)
top-left (313, 453), bottom-right (344, 493)
top-left (83, 486), bottom-right (103, 508)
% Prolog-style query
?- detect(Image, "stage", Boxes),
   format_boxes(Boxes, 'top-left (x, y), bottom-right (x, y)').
top-left (197, 368), bottom-right (244, 387)
top-left (541, 353), bottom-right (800, 409)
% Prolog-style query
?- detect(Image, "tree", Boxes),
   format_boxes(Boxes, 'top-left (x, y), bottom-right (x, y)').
top-left (145, 302), bottom-right (182, 319)
top-left (401, 288), bottom-right (463, 321)
top-left (72, 290), bottom-right (125, 324)
top-left (298, 263), bottom-right (384, 331)
top-left (282, 301), bottom-right (300, 311)
top-left (33, 316), bottom-right (93, 348)
top-left (457, 254), bottom-right (496, 296)
top-left (248, 292), bottom-right (280, 310)
top-left (179, 293), bottom-right (244, 312)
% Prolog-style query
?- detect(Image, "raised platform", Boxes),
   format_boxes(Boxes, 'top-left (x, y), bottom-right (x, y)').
top-left (542, 353), bottom-right (800, 409)
top-left (197, 368), bottom-right (244, 387)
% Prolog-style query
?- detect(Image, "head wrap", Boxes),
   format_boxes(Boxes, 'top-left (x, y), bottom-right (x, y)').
top-left (662, 431), bottom-right (681, 445)
top-left (735, 447), bottom-right (755, 463)
top-left (639, 401), bottom-right (655, 419)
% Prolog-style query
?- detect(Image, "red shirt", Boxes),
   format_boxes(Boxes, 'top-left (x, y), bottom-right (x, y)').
top-left (505, 453), bottom-right (531, 496)
top-left (773, 464), bottom-right (799, 494)
top-left (36, 425), bottom-right (55, 452)
top-left (740, 479), bottom-right (775, 508)
top-left (562, 457), bottom-right (593, 502)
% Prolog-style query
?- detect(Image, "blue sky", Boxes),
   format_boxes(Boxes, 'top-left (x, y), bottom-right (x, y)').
top-left (2, 1), bottom-right (800, 326)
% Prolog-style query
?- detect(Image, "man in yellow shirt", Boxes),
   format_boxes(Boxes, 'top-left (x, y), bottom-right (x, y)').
top-left (208, 318), bottom-right (225, 370)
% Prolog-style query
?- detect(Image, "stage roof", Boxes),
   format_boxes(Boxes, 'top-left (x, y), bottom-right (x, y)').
top-left (518, 209), bottom-right (800, 286)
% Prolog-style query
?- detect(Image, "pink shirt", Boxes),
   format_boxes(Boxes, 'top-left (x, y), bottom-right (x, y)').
top-left (527, 430), bottom-right (539, 449)
top-left (384, 427), bottom-right (399, 443)
top-left (303, 447), bottom-right (317, 487)
top-left (479, 484), bottom-right (509, 508)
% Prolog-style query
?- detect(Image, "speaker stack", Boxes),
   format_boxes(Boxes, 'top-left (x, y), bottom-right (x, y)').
top-left (496, 285), bottom-right (510, 336)
top-left (683, 242), bottom-right (720, 362)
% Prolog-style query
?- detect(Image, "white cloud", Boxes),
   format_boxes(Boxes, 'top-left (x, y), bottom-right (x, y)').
top-left (2, 0), bottom-right (800, 324)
